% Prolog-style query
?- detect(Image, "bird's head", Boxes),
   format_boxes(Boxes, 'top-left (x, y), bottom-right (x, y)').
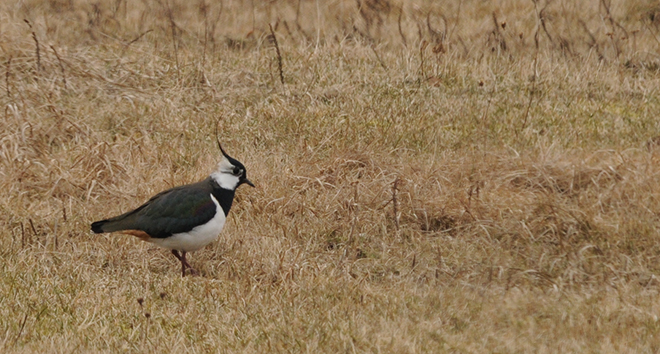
top-left (210, 140), bottom-right (254, 190)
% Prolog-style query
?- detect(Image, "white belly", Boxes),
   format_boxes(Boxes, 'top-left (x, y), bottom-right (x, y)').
top-left (149, 194), bottom-right (226, 252)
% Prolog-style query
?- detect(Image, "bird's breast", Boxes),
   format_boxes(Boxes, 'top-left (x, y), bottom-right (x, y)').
top-left (149, 194), bottom-right (227, 252)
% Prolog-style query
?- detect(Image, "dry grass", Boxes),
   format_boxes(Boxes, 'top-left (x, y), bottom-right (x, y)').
top-left (2, 0), bottom-right (660, 352)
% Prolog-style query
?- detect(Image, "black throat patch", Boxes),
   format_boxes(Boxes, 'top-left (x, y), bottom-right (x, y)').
top-left (210, 178), bottom-right (236, 216)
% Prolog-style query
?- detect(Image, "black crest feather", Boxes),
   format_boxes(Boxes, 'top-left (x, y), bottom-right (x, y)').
top-left (214, 120), bottom-right (230, 158)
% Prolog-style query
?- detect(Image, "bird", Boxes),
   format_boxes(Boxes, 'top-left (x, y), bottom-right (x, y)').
top-left (91, 140), bottom-right (254, 276)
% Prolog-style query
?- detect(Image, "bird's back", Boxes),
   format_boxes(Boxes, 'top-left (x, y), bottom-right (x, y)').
top-left (91, 178), bottom-right (220, 239)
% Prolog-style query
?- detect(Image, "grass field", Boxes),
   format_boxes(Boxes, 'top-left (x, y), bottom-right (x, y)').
top-left (2, 0), bottom-right (660, 352)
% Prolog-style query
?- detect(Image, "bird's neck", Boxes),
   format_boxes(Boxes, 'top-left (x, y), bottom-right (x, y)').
top-left (209, 178), bottom-right (235, 216)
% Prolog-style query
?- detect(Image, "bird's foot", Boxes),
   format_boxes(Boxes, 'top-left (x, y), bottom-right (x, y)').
top-left (173, 250), bottom-right (199, 277)
top-left (185, 267), bottom-right (199, 276)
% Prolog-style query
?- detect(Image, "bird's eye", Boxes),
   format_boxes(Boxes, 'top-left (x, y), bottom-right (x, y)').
top-left (232, 167), bottom-right (241, 175)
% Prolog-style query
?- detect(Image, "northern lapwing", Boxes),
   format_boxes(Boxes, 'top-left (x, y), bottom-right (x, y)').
top-left (91, 141), bottom-right (254, 276)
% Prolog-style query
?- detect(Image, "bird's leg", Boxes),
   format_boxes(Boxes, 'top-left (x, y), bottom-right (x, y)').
top-left (172, 250), bottom-right (188, 277)
top-left (171, 250), bottom-right (198, 276)
top-left (180, 251), bottom-right (199, 276)
top-left (171, 249), bottom-right (186, 276)
top-left (171, 249), bottom-right (182, 261)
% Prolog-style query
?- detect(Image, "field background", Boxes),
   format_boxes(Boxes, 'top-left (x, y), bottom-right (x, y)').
top-left (2, 0), bottom-right (660, 352)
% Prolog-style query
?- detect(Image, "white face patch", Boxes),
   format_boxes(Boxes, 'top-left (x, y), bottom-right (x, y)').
top-left (210, 156), bottom-right (240, 190)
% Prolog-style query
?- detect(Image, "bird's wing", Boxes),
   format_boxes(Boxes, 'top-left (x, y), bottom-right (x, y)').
top-left (93, 181), bottom-right (218, 238)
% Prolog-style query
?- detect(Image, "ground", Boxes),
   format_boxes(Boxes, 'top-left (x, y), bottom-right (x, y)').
top-left (1, 0), bottom-right (660, 352)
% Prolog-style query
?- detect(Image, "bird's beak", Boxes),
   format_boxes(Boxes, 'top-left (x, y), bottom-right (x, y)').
top-left (241, 178), bottom-right (255, 188)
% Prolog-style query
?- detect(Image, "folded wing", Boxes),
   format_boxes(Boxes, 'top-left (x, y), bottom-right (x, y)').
top-left (91, 182), bottom-right (216, 238)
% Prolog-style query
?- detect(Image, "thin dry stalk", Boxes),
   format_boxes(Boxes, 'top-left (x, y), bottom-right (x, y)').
top-left (519, 73), bottom-right (536, 136)
top-left (53, 220), bottom-right (58, 250)
top-left (419, 40), bottom-right (428, 79)
top-left (5, 56), bottom-right (11, 97)
top-left (538, 5), bottom-right (554, 47)
top-left (164, 2), bottom-right (181, 82)
top-left (447, 1), bottom-right (462, 44)
top-left (600, 0), bottom-right (629, 60)
top-left (349, 180), bottom-right (360, 244)
top-left (293, 0), bottom-right (312, 43)
top-left (392, 177), bottom-right (400, 233)
top-left (491, 12), bottom-right (507, 51)
top-left (24, 20), bottom-right (41, 74)
top-left (480, 90), bottom-right (493, 149)
top-left (295, 0), bottom-right (302, 26)
top-left (12, 312), bottom-right (29, 346)
top-left (269, 23), bottom-right (285, 86)
top-left (250, 0), bottom-right (255, 33)
top-left (427, 12), bottom-right (446, 45)
top-left (201, 1), bottom-right (209, 68)
top-left (143, 312), bottom-right (151, 347)
top-left (520, 2), bottom-right (542, 136)
top-left (397, 5), bottom-right (407, 47)
top-left (370, 44), bottom-right (388, 70)
top-left (112, 0), bottom-right (126, 19)
top-left (29, 219), bottom-right (37, 237)
top-left (579, 20), bottom-right (604, 60)
top-left (50, 46), bottom-right (67, 90)
top-left (315, 0), bottom-right (321, 50)
top-left (119, 29), bottom-right (153, 59)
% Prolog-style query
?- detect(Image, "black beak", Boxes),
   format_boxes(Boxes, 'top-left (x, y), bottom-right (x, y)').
top-left (241, 178), bottom-right (255, 188)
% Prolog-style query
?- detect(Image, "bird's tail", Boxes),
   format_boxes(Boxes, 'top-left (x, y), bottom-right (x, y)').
top-left (91, 218), bottom-right (128, 234)
top-left (91, 205), bottom-right (141, 234)
top-left (91, 220), bottom-right (109, 233)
